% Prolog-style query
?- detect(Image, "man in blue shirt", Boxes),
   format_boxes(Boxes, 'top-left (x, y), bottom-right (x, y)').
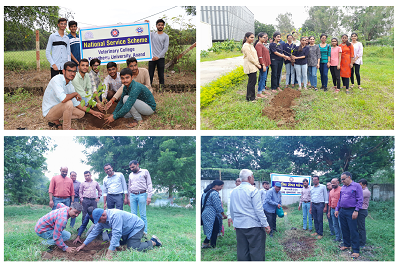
top-left (42, 61), bottom-right (86, 130)
top-left (67, 20), bottom-right (81, 66)
top-left (76, 208), bottom-right (162, 259)
top-left (263, 182), bottom-right (282, 237)
top-left (230, 169), bottom-right (270, 261)
top-left (310, 175), bottom-right (329, 240)
top-left (46, 18), bottom-right (71, 78)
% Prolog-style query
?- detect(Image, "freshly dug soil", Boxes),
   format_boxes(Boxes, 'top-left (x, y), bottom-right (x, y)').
top-left (281, 235), bottom-right (317, 261)
top-left (262, 88), bottom-right (301, 127)
top-left (41, 239), bottom-right (112, 261)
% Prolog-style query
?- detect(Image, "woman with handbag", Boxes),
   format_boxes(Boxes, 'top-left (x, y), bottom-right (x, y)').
top-left (201, 180), bottom-right (227, 248)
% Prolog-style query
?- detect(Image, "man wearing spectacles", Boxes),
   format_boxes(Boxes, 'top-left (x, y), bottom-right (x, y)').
top-left (42, 61), bottom-right (88, 130)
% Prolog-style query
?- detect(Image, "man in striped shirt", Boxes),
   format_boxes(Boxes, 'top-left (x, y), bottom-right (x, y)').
top-left (35, 202), bottom-right (83, 252)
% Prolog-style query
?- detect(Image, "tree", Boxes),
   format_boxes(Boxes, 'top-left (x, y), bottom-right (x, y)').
top-left (76, 136), bottom-right (196, 198)
top-left (4, 136), bottom-right (53, 204)
top-left (342, 6), bottom-right (394, 41)
top-left (302, 6), bottom-right (342, 37)
top-left (254, 20), bottom-right (275, 38)
top-left (276, 12), bottom-right (295, 37)
top-left (183, 6), bottom-right (196, 16)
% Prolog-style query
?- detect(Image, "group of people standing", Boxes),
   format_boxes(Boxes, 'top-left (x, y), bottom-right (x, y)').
top-left (201, 170), bottom-right (371, 261)
top-left (242, 31), bottom-right (364, 101)
top-left (35, 161), bottom-right (162, 258)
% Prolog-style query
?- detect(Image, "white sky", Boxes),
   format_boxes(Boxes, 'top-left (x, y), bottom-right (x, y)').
top-left (44, 136), bottom-right (98, 183)
top-left (247, 6), bottom-right (308, 29)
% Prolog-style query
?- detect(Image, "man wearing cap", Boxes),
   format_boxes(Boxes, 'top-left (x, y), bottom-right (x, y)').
top-left (335, 172), bottom-right (363, 258)
top-left (35, 202), bottom-right (82, 252)
top-left (263, 182), bottom-right (282, 237)
top-left (310, 175), bottom-right (328, 240)
top-left (76, 208), bottom-right (162, 259)
top-left (230, 169), bottom-right (270, 261)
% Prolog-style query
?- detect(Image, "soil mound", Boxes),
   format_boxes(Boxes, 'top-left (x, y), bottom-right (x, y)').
top-left (281, 236), bottom-right (317, 260)
top-left (82, 101), bottom-right (132, 129)
top-left (262, 88), bottom-right (301, 127)
top-left (41, 240), bottom-right (111, 261)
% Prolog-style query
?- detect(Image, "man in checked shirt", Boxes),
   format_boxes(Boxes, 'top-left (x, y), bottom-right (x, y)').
top-left (128, 160), bottom-right (153, 235)
top-left (35, 202), bottom-right (83, 252)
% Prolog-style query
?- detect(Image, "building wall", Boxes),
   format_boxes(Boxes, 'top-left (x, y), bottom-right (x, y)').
top-left (200, 6), bottom-right (254, 42)
top-left (199, 21), bottom-right (213, 51)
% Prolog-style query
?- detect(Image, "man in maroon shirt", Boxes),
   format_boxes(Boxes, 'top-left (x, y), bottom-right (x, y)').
top-left (49, 166), bottom-right (74, 210)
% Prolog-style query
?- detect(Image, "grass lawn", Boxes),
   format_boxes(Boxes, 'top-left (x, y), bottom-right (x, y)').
top-left (201, 50), bottom-right (243, 62)
top-left (4, 204), bottom-right (195, 261)
top-left (201, 200), bottom-right (394, 261)
top-left (201, 48), bottom-right (393, 130)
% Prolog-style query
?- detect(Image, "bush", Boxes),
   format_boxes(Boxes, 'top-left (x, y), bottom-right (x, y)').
top-left (208, 40), bottom-right (242, 53)
top-left (200, 66), bottom-right (246, 108)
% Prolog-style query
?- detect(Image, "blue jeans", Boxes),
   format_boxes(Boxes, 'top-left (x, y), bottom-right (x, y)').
top-left (52, 197), bottom-right (71, 210)
top-left (319, 63), bottom-right (329, 87)
top-left (307, 66), bottom-right (318, 87)
top-left (294, 64), bottom-right (307, 89)
top-left (285, 63), bottom-right (295, 85)
top-left (69, 197), bottom-right (80, 227)
top-left (258, 68), bottom-right (268, 93)
top-left (302, 202), bottom-right (312, 230)
top-left (339, 207), bottom-right (360, 253)
top-left (130, 193), bottom-right (148, 233)
top-left (327, 209), bottom-right (335, 235)
top-left (37, 230), bottom-right (71, 245)
top-left (331, 208), bottom-right (342, 241)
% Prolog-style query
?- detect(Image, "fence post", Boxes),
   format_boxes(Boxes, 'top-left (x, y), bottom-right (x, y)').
top-left (36, 30), bottom-right (40, 71)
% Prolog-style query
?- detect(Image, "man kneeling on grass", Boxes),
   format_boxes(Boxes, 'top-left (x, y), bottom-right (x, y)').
top-left (104, 68), bottom-right (156, 128)
top-left (35, 202), bottom-right (83, 252)
top-left (76, 208), bottom-right (162, 259)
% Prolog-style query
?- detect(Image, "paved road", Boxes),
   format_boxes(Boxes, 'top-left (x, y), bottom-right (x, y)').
top-left (200, 56), bottom-right (243, 86)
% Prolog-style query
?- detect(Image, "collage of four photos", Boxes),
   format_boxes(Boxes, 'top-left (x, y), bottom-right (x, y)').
top-left (2, 4), bottom-right (396, 263)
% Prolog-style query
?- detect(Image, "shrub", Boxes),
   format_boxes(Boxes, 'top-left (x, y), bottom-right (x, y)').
top-left (200, 66), bottom-right (246, 108)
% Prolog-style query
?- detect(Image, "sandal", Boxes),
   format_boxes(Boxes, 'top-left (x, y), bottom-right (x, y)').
top-left (340, 246), bottom-right (351, 251)
top-left (202, 243), bottom-right (211, 249)
top-left (48, 121), bottom-right (62, 129)
top-left (334, 89), bottom-right (340, 93)
top-left (351, 253), bottom-right (360, 259)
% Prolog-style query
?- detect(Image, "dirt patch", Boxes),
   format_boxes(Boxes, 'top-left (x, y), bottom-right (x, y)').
top-left (262, 88), bottom-right (301, 127)
top-left (42, 239), bottom-right (109, 261)
top-left (281, 235), bottom-right (317, 261)
top-left (4, 68), bottom-right (195, 93)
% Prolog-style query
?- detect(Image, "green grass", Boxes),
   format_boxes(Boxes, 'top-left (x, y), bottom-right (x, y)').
top-left (201, 200), bottom-right (394, 261)
top-left (200, 50), bottom-right (242, 62)
top-left (201, 47), bottom-right (394, 130)
top-left (4, 49), bottom-right (49, 70)
top-left (4, 204), bottom-right (195, 261)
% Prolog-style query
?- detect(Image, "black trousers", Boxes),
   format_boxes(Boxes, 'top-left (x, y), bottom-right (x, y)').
top-left (148, 58), bottom-right (165, 85)
top-left (82, 198), bottom-right (98, 223)
top-left (50, 68), bottom-right (63, 79)
top-left (236, 227), bottom-right (266, 261)
top-left (265, 212), bottom-right (277, 233)
top-left (330, 66), bottom-right (341, 88)
top-left (107, 193), bottom-right (124, 210)
top-left (311, 202), bottom-right (324, 236)
top-left (123, 227), bottom-right (153, 252)
top-left (270, 59), bottom-right (283, 90)
top-left (204, 217), bottom-right (219, 247)
top-left (357, 209), bottom-right (368, 246)
top-left (246, 72), bottom-right (257, 101)
top-left (342, 77), bottom-right (350, 89)
top-left (350, 63), bottom-right (361, 85)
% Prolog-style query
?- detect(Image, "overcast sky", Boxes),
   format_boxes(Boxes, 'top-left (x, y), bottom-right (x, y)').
top-left (247, 6), bottom-right (309, 29)
top-left (44, 136), bottom-right (97, 183)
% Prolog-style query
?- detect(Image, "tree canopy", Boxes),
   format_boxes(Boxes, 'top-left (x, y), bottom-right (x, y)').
top-left (276, 12), bottom-right (295, 35)
top-left (254, 20), bottom-right (275, 39)
top-left (76, 136), bottom-right (196, 197)
top-left (4, 136), bottom-right (54, 204)
top-left (201, 136), bottom-right (394, 184)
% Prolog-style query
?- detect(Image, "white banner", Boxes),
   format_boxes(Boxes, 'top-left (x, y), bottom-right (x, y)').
top-left (270, 173), bottom-right (311, 196)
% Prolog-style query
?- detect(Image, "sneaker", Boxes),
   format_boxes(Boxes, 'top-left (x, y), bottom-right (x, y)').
top-left (151, 235), bottom-right (162, 247)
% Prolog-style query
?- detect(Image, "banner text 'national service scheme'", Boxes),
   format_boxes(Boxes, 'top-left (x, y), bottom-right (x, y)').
top-left (79, 22), bottom-right (152, 65)
top-left (270, 173), bottom-right (311, 196)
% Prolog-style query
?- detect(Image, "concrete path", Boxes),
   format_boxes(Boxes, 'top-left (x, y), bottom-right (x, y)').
top-left (200, 56), bottom-right (243, 86)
